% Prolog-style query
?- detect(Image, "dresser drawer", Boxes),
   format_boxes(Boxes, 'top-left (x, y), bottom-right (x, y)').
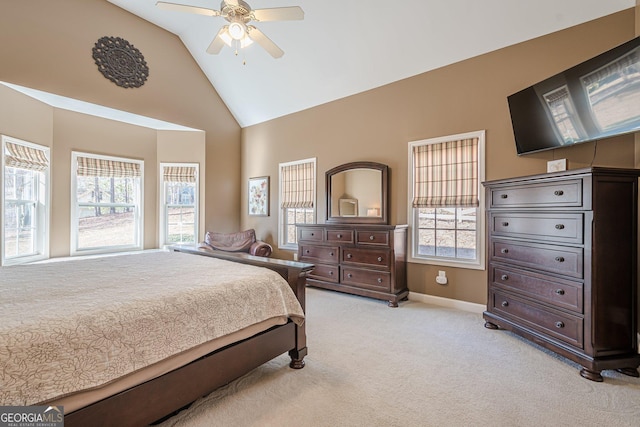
top-left (490, 290), bottom-right (583, 348)
top-left (298, 227), bottom-right (324, 242)
top-left (299, 245), bottom-right (339, 263)
top-left (491, 265), bottom-right (583, 313)
top-left (342, 247), bottom-right (390, 268)
top-left (491, 239), bottom-right (583, 279)
top-left (342, 267), bottom-right (391, 291)
top-left (489, 179), bottom-right (583, 209)
top-left (490, 212), bottom-right (583, 244)
top-left (326, 229), bottom-right (354, 243)
top-left (309, 264), bottom-right (339, 283)
top-left (355, 230), bottom-right (390, 246)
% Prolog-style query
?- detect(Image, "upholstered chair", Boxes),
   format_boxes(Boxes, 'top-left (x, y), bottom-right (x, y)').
top-left (197, 229), bottom-right (273, 257)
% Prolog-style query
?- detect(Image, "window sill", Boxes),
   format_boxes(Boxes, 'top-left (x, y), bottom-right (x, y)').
top-left (408, 255), bottom-right (485, 271)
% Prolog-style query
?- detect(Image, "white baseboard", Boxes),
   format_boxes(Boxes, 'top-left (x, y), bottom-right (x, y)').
top-left (408, 292), bottom-right (485, 314)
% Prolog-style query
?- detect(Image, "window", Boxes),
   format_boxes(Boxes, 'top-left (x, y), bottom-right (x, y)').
top-left (1, 136), bottom-right (50, 265)
top-left (408, 130), bottom-right (485, 269)
top-left (278, 158), bottom-right (316, 250)
top-left (159, 163), bottom-right (198, 246)
top-left (71, 152), bottom-right (143, 255)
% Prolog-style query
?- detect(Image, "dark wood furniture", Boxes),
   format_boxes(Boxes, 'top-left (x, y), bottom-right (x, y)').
top-left (326, 161), bottom-right (388, 225)
top-left (64, 246), bottom-right (313, 427)
top-left (297, 223), bottom-right (408, 307)
top-left (483, 167), bottom-right (640, 381)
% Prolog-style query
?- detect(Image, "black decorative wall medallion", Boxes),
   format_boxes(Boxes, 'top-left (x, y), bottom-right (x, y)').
top-left (92, 36), bottom-right (149, 88)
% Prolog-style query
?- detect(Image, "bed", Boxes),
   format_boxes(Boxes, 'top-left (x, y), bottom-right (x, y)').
top-left (0, 246), bottom-right (312, 426)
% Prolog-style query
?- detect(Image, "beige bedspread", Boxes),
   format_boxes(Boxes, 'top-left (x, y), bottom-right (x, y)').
top-left (0, 251), bottom-right (304, 406)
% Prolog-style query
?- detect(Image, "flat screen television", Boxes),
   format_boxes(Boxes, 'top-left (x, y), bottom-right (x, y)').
top-left (508, 36), bottom-right (640, 155)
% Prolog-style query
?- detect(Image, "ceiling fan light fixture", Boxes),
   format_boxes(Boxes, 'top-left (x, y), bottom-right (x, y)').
top-left (228, 22), bottom-right (246, 40)
top-left (220, 26), bottom-right (253, 48)
top-left (156, 0), bottom-right (303, 58)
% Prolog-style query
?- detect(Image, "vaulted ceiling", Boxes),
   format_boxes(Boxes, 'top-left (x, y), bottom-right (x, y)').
top-left (107, 0), bottom-right (635, 127)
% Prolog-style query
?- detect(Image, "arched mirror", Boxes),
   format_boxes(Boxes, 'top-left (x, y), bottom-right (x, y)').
top-left (326, 161), bottom-right (388, 224)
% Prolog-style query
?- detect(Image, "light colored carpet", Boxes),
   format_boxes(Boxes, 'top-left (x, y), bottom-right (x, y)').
top-left (159, 287), bottom-right (640, 427)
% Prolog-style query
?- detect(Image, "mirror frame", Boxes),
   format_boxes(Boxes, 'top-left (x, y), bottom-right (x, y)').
top-left (325, 161), bottom-right (389, 224)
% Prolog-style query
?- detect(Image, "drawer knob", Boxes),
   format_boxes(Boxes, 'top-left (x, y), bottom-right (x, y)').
top-left (305, 250), bottom-right (310, 254)
top-left (555, 256), bottom-right (565, 263)
top-left (555, 289), bottom-right (565, 296)
top-left (501, 301), bottom-right (509, 307)
top-left (369, 235), bottom-right (375, 241)
top-left (329, 271), bottom-right (334, 275)
top-left (554, 190), bottom-right (564, 196)
top-left (347, 273), bottom-right (352, 278)
top-left (555, 224), bottom-right (565, 230)
top-left (330, 252), bottom-right (334, 256)
top-left (555, 321), bottom-right (565, 329)
top-left (377, 256), bottom-right (383, 262)
top-left (377, 278), bottom-right (383, 283)
top-left (337, 234), bottom-right (342, 238)
top-left (500, 194), bottom-right (508, 199)
top-left (347, 253), bottom-right (353, 259)
top-left (501, 248), bottom-right (509, 254)
top-left (502, 222), bottom-right (509, 227)
top-left (310, 232), bottom-right (314, 236)
top-left (501, 274), bottom-right (509, 281)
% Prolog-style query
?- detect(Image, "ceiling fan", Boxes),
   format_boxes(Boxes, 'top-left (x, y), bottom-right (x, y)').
top-left (156, 0), bottom-right (304, 58)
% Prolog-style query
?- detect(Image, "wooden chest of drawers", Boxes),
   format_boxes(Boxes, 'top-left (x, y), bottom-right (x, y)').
top-left (297, 224), bottom-right (408, 307)
top-left (483, 167), bottom-right (640, 381)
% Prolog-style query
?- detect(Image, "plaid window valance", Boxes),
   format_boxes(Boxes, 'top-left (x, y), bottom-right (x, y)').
top-left (412, 137), bottom-right (479, 208)
top-left (281, 161), bottom-right (314, 209)
top-left (77, 156), bottom-right (141, 178)
top-left (4, 142), bottom-right (49, 172)
top-left (163, 165), bottom-right (197, 183)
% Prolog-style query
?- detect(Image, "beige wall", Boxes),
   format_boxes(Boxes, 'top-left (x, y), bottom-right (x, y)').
top-left (241, 9), bottom-right (637, 304)
top-left (0, 85), bottom-right (206, 257)
top-left (157, 130), bottom-right (207, 242)
top-left (50, 109), bottom-right (158, 255)
top-left (0, 0), bottom-right (241, 240)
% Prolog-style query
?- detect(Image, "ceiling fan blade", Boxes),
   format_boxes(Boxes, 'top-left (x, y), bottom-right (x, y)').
top-left (252, 6), bottom-right (304, 22)
top-left (206, 27), bottom-right (228, 54)
top-left (247, 26), bottom-right (284, 58)
top-left (156, 1), bottom-right (221, 17)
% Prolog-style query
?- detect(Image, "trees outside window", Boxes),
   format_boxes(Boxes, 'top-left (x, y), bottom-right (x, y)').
top-left (71, 152), bottom-right (143, 255)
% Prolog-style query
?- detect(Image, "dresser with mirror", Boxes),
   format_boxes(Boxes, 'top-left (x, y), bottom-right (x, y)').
top-left (297, 162), bottom-right (408, 307)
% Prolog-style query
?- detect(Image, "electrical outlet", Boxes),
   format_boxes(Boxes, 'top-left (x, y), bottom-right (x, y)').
top-left (547, 159), bottom-right (567, 173)
top-left (435, 270), bottom-right (448, 285)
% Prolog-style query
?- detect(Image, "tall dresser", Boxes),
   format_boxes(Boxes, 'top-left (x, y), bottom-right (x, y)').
top-left (483, 167), bottom-right (640, 381)
top-left (297, 224), bottom-right (408, 307)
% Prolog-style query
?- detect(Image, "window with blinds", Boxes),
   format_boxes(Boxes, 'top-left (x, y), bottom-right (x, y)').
top-left (71, 151), bottom-right (143, 255)
top-left (279, 158), bottom-right (316, 249)
top-left (408, 131), bottom-right (485, 268)
top-left (1, 136), bottom-right (50, 265)
top-left (159, 163), bottom-right (198, 246)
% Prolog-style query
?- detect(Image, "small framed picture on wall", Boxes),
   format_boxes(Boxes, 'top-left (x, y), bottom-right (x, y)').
top-left (248, 176), bottom-right (269, 216)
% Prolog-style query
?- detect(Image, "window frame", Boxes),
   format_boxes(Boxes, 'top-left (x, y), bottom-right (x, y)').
top-left (70, 151), bottom-right (144, 256)
top-left (158, 162), bottom-right (199, 247)
top-left (1, 135), bottom-right (50, 266)
top-left (407, 130), bottom-right (486, 270)
top-left (278, 157), bottom-right (317, 251)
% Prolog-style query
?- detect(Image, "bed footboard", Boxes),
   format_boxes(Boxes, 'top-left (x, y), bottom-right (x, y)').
top-left (65, 323), bottom-right (298, 427)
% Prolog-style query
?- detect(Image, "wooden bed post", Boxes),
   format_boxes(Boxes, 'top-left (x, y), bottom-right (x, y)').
top-left (289, 268), bottom-right (308, 368)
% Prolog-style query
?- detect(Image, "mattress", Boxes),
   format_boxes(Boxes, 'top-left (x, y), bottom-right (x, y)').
top-left (0, 251), bottom-right (304, 409)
